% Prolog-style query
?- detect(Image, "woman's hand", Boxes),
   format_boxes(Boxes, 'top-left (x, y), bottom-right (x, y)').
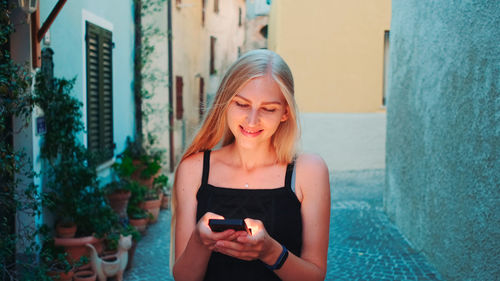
top-left (195, 212), bottom-right (243, 251)
top-left (213, 218), bottom-right (282, 264)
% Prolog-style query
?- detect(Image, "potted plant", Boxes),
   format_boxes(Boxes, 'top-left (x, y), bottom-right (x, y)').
top-left (127, 181), bottom-right (150, 233)
top-left (40, 238), bottom-right (79, 281)
top-left (122, 137), bottom-right (163, 188)
top-left (128, 206), bottom-right (150, 233)
top-left (43, 252), bottom-right (74, 281)
top-left (34, 72), bottom-right (117, 265)
top-left (52, 192), bottom-right (118, 265)
top-left (140, 183), bottom-right (162, 224)
top-left (154, 174), bottom-right (170, 209)
top-left (104, 148), bottom-right (141, 220)
top-left (103, 179), bottom-right (132, 219)
top-left (56, 220), bottom-right (77, 239)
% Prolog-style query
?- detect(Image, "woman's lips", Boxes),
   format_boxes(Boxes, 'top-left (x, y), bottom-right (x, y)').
top-left (240, 125), bottom-right (263, 137)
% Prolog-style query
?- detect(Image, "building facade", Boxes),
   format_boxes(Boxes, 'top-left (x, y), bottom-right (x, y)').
top-left (9, 0), bottom-right (136, 249)
top-left (268, 0), bottom-right (391, 113)
top-left (243, 0), bottom-right (270, 52)
top-left (171, 0), bottom-right (245, 165)
top-left (385, 1), bottom-right (499, 280)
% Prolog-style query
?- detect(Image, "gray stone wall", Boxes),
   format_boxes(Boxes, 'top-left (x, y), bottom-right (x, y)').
top-left (384, 1), bottom-right (499, 280)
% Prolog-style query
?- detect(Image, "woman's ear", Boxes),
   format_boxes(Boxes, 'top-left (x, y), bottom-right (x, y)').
top-left (280, 107), bottom-right (289, 122)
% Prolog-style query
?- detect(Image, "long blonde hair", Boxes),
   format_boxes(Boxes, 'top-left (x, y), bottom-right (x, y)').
top-left (182, 49), bottom-right (300, 163)
top-left (171, 50), bottom-right (300, 267)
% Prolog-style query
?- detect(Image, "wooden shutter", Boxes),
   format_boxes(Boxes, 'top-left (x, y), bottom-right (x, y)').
top-left (86, 21), bottom-right (114, 163)
top-left (238, 7), bottom-right (242, 27)
top-left (199, 77), bottom-right (205, 120)
top-left (176, 76), bottom-right (184, 120)
top-left (214, 0), bottom-right (219, 13)
top-left (201, 0), bottom-right (206, 26)
top-left (210, 36), bottom-right (216, 74)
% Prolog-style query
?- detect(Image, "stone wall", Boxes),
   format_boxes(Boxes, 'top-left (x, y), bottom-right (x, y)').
top-left (385, 1), bottom-right (499, 280)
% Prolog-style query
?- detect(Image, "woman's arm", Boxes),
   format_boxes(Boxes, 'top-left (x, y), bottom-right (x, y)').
top-left (172, 153), bottom-right (240, 281)
top-left (276, 153), bottom-right (331, 280)
top-left (213, 153), bottom-right (331, 281)
top-left (172, 153), bottom-right (209, 281)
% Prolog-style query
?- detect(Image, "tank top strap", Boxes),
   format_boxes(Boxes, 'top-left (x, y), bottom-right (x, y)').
top-left (284, 159), bottom-right (296, 190)
top-left (201, 150), bottom-right (211, 186)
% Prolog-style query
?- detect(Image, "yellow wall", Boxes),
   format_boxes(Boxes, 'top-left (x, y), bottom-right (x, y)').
top-left (268, 0), bottom-right (391, 113)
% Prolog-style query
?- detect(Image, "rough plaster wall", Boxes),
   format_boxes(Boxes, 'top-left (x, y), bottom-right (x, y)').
top-left (385, 1), bottom-right (499, 280)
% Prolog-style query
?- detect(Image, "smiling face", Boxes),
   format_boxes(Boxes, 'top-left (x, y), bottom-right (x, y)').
top-left (226, 75), bottom-right (289, 149)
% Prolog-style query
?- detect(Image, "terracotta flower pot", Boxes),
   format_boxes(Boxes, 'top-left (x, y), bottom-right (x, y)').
top-left (56, 222), bottom-right (77, 238)
top-left (54, 236), bottom-right (104, 264)
top-left (73, 269), bottom-right (96, 281)
top-left (140, 198), bottom-right (161, 224)
top-left (129, 217), bottom-right (148, 233)
top-left (107, 190), bottom-right (132, 218)
top-left (131, 160), bottom-right (160, 188)
top-left (161, 193), bottom-right (170, 209)
top-left (126, 240), bottom-right (138, 270)
top-left (46, 269), bottom-right (74, 281)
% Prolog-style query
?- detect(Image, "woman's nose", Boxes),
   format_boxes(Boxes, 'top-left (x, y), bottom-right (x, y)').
top-left (246, 109), bottom-right (259, 125)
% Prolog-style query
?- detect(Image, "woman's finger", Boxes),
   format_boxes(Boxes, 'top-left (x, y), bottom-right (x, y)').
top-left (210, 229), bottom-right (235, 240)
top-left (215, 239), bottom-right (247, 251)
top-left (215, 246), bottom-right (259, 261)
top-left (225, 230), bottom-right (247, 241)
top-left (236, 234), bottom-right (254, 244)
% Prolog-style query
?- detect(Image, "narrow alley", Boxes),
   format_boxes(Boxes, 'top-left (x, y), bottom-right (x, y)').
top-left (3, 0), bottom-right (496, 280)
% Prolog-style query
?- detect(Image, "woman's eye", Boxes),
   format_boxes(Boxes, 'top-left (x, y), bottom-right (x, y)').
top-left (235, 101), bottom-right (249, 107)
top-left (263, 108), bottom-right (276, 112)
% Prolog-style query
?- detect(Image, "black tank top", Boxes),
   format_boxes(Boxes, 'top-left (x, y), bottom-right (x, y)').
top-left (196, 150), bottom-right (303, 281)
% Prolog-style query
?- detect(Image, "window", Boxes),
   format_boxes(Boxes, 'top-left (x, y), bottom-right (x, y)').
top-left (202, 0), bottom-right (206, 26)
top-left (85, 21), bottom-right (114, 164)
top-left (260, 25), bottom-right (268, 39)
top-left (382, 30), bottom-right (390, 107)
top-left (199, 77), bottom-right (205, 120)
top-left (238, 7), bottom-right (242, 27)
top-left (210, 36), bottom-right (216, 75)
top-left (176, 76), bottom-right (184, 120)
top-left (214, 0), bottom-right (219, 13)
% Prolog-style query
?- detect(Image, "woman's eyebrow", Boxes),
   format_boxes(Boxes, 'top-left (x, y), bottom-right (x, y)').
top-left (234, 94), bottom-right (282, 105)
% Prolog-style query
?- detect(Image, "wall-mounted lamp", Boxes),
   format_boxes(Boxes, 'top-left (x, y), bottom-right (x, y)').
top-left (18, 0), bottom-right (38, 14)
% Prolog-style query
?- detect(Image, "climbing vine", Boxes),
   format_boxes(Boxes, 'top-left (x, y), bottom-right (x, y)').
top-left (134, 0), bottom-right (169, 161)
top-left (0, 1), bottom-right (43, 280)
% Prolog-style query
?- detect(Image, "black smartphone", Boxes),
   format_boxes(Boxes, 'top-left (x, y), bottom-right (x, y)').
top-left (208, 219), bottom-right (250, 233)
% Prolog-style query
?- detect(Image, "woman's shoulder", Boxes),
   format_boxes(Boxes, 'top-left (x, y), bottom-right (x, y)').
top-left (177, 151), bottom-right (205, 171)
top-left (175, 151), bottom-right (206, 187)
top-left (295, 153), bottom-right (328, 173)
top-left (294, 153), bottom-right (330, 194)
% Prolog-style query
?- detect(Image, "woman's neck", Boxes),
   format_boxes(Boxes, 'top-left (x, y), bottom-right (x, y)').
top-left (226, 142), bottom-right (278, 171)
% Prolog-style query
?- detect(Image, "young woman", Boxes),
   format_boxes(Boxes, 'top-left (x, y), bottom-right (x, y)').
top-left (172, 50), bottom-right (330, 281)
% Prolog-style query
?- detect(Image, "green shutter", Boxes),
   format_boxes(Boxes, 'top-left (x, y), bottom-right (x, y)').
top-left (86, 21), bottom-right (114, 163)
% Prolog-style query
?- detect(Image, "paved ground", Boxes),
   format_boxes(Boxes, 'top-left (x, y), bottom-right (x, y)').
top-left (327, 169), bottom-right (442, 281)
top-left (124, 209), bottom-right (173, 281)
top-left (124, 170), bottom-right (442, 281)
top-left (124, 113), bottom-right (443, 280)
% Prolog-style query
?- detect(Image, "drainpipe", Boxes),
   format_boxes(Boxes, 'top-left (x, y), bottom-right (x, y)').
top-left (31, 0), bottom-right (67, 68)
top-left (167, 0), bottom-right (174, 172)
top-left (134, 0), bottom-right (143, 145)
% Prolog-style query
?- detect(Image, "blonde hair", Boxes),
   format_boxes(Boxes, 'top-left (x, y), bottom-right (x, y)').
top-left (182, 49), bottom-right (300, 163)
